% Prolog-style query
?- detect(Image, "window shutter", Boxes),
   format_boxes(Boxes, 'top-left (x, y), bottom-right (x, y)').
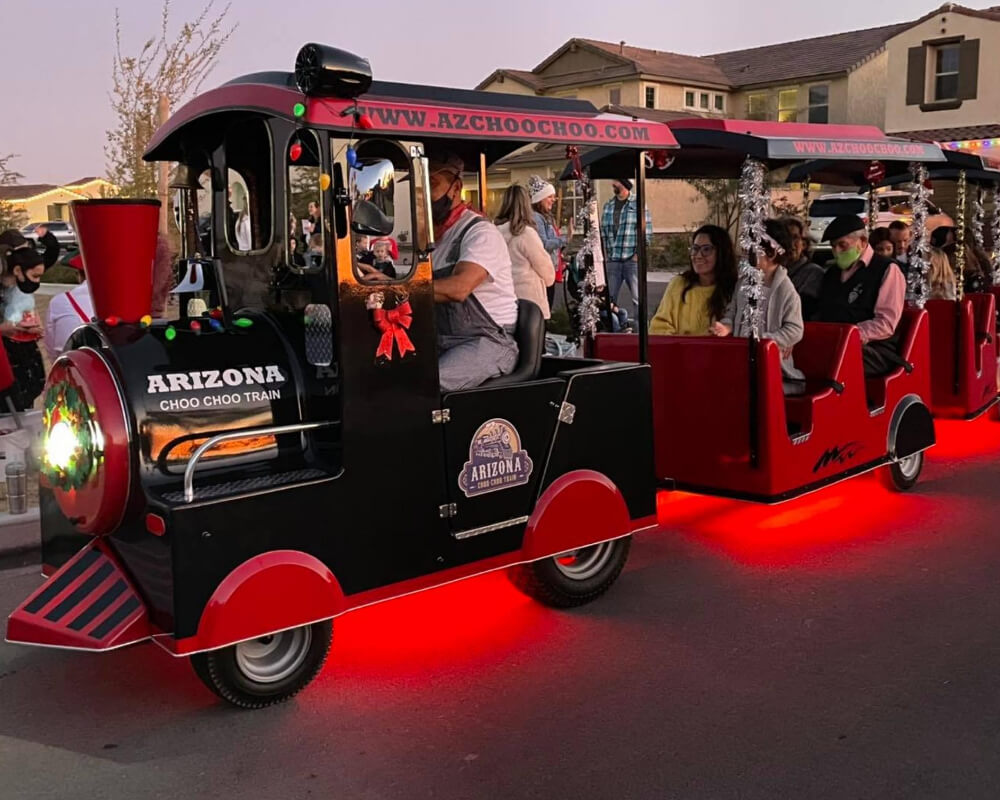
top-left (958, 39), bottom-right (980, 100)
top-left (906, 46), bottom-right (926, 106)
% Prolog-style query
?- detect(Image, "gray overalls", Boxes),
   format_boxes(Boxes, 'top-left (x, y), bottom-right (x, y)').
top-left (434, 216), bottom-right (519, 393)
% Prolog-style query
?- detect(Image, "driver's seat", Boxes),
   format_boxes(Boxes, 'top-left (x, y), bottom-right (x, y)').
top-left (483, 300), bottom-right (546, 387)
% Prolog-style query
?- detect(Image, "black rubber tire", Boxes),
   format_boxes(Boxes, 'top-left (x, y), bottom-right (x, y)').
top-left (190, 620), bottom-right (333, 710)
top-left (884, 451), bottom-right (924, 491)
top-left (508, 536), bottom-right (631, 609)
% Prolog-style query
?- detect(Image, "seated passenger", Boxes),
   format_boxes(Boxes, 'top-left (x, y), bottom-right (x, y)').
top-left (650, 224), bottom-right (737, 335)
top-left (428, 152), bottom-right (519, 392)
top-left (359, 237), bottom-right (398, 281)
top-left (927, 247), bottom-right (956, 301)
top-left (870, 227), bottom-right (895, 260)
top-left (495, 184), bottom-right (555, 319)
top-left (817, 215), bottom-right (907, 378)
top-left (782, 217), bottom-right (825, 320)
top-left (888, 220), bottom-right (911, 271)
top-left (710, 218), bottom-right (805, 390)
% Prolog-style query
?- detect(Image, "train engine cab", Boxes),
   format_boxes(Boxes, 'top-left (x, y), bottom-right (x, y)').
top-left (6, 44), bottom-right (665, 708)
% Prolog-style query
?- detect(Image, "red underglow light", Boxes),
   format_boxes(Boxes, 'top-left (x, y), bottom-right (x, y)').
top-left (656, 475), bottom-right (937, 568)
top-left (928, 415), bottom-right (1000, 461)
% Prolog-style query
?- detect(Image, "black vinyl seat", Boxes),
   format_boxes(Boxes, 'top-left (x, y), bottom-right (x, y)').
top-left (483, 300), bottom-right (546, 387)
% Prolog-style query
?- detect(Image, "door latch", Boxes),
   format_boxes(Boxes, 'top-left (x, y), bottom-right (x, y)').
top-left (438, 503), bottom-right (457, 519)
top-left (431, 408), bottom-right (451, 424)
top-left (558, 401), bottom-right (576, 424)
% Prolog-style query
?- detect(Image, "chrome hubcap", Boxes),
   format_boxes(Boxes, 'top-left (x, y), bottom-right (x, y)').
top-left (234, 627), bottom-right (312, 684)
top-left (897, 452), bottom-right (922, 480)
top-left (553, 541), bottom-right (616, 580)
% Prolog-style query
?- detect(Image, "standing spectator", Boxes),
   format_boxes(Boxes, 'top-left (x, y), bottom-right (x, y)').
top-left (528, 175), bottom-right (567, 310)
top-left (44, 254), bottom-right (93, 360)
top-left (782, 217), bottom-right (825, 320)
top-left (0, 246), bottom-right (47, 410)
top-left (600, 178), bottom-right (652, 311)
top-left (495, 185), bottom-right (555, 318)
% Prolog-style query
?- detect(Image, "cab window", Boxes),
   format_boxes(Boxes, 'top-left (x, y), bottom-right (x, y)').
top-left (286, 129), bottom-right (323, 272)
top-left (224, 119), bottom-right (273, 254)
top-left (344, 140), bottom-right (417, 284)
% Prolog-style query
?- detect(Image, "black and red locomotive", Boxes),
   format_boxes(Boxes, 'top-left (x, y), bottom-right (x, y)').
top-left (6, 45), bottom-right (670, 708)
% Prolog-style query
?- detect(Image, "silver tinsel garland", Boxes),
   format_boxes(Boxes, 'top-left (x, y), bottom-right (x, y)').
top-left (971, 187), bottom-right (985, 251)
top-left (991, 187), bottom-right (1000, 284)
top-left (573, 171), bottom-right (603, 340)
top-left (906, 162), bottom-right (932, 307)
top-left (736, 157), bottom-right (768, 339)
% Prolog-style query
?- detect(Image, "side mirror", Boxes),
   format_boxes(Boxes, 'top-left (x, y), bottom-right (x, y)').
top-left (352, 199), bottom-right (394, 236)
top-left (350, 157), bottom-right (395, 237)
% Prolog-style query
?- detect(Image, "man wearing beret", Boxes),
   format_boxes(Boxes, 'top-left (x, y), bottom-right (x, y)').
top-left (816, 215), bottom-right (907, 377)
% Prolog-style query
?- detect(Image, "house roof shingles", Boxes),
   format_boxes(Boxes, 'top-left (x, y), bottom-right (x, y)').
top-left (0, 184), bottom-right (57, 201)
top-left (708, 24), bottom-right (908, 88)
top-left (891, 124), bottom-right (1000, 143)
top-left (579, 39), bottom-right (730, 87)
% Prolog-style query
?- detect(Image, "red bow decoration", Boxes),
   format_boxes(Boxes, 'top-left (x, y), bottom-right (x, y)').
top-left (644, 149), bottom-right (673, 171)
top-left (373, 301), bottom-right (415, 361)
top-left (566, 145), bottom-right (583, 180)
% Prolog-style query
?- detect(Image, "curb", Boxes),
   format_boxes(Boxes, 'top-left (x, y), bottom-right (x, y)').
top-left (0, 507), bottom-right (40, 557)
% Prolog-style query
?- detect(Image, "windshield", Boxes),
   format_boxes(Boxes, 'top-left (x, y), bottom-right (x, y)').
top-left (810, 198), bottom-right (865, 218)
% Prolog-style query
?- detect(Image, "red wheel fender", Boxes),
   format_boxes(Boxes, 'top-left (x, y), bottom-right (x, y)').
top-left (195, 550), bottom-right (345, 651)
top-left (522, 470), bottom-right (632, 561)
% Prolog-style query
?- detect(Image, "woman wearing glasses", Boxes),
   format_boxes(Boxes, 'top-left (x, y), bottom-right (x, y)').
top-left (649, 225), bottom-right (737, 335)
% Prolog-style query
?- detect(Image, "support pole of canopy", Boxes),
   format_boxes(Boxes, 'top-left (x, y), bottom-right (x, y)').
top-left (635, 150), bottom-right (649, 365)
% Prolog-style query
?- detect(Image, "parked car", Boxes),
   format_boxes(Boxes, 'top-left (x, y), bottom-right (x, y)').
top-left (807, 192), bottom-right (940, 244)
top-left (20, 220), bottom-right (77, 248)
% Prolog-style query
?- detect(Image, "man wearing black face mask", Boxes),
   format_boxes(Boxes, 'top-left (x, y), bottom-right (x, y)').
top-left (427, 152), bottom-right (519, 393)
top-left (0, 246), bottom-right (47, 410)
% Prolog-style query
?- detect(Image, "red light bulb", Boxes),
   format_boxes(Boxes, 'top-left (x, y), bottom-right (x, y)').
top-left (290, 143), bottom-right (303, 162)
top-left (357, 113), bottom-right (374, 130)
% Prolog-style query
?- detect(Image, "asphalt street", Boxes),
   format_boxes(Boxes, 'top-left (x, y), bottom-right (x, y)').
top-left (2, 416), bottom-right (1000, 799)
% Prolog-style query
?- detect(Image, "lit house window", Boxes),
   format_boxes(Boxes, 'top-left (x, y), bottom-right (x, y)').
top-left (778, 89), bottom-right (798, 122)
top-left (934, 44), bottom-right (960, 101)
top-left (747, 93), bottom-right (768, 120)
top-left (808, 85), bottom-right (829, 123)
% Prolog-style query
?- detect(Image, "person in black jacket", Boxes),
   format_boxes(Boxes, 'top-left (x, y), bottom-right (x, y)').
top-left (816, 215), bottom-right (907, 378)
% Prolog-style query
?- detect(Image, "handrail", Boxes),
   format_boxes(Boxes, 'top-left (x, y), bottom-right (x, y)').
top-left (183, 421), bottom-right (337, 502)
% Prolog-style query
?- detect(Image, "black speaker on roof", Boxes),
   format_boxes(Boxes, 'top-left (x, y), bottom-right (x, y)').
top-left (294, 44), bottom-right (373, 99)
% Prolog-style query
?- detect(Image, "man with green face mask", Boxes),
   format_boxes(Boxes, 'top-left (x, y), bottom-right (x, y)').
top-left (816, 215), bottom-right (907, 378)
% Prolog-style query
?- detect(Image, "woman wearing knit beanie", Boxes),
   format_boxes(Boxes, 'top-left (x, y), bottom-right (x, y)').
top-left (528, 175), bottom-right (568, 309)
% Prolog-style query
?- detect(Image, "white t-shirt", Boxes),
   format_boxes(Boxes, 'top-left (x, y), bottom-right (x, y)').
top-left (44, 281), bottom-right (94, 361)
top-left (435, 210), bottom-right (518, 327)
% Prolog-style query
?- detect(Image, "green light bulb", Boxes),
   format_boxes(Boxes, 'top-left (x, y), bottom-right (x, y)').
top-left (165, 325), bottom-right (177, 341)
top-left (233, 318), bottom-right (253, 329)
top-left (293, 102), bottom-right (306, 118)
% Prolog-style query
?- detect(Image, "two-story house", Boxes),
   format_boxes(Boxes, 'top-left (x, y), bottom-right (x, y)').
top-left (477, 3), bottom-right (1000, 232)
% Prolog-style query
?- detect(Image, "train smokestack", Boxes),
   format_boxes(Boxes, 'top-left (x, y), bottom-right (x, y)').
top-left (71, 199), bottom-right (160, 323)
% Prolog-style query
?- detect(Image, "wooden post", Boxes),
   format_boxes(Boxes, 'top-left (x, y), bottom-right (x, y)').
top-left (157, 93), bottom-right (171, 236)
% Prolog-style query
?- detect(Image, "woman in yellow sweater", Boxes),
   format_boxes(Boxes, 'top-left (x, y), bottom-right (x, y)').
top-left (649, 225), bottom-right (737, 335)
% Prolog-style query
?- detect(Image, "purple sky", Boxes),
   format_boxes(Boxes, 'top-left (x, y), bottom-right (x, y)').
top-left (6, 0), bottom-right (967, 184)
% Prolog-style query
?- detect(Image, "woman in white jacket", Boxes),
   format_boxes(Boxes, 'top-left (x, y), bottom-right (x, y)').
top-left (495, 185), bottom-right (555, 318)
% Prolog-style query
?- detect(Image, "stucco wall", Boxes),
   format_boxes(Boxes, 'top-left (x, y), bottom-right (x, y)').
top-left (847, 49), bottom-right (889, 128)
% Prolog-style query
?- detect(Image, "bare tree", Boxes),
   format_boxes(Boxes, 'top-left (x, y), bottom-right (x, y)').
top-left (689, 179), bottom-right (740, 234)
top-left (0, 154), bottom-right (26, 232)
top-left (105, 1), bottom-right (236, 198)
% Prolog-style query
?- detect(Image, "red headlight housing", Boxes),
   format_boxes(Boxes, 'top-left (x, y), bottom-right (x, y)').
top-left (40, 349), bottom-right (131, 534)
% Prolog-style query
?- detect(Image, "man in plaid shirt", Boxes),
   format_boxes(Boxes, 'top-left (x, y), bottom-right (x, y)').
top-left (600, 178), bottom-right (653, 312)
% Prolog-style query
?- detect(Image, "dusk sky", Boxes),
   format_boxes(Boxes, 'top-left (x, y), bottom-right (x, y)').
top-left (7, 0), bottom-right (947, 183)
